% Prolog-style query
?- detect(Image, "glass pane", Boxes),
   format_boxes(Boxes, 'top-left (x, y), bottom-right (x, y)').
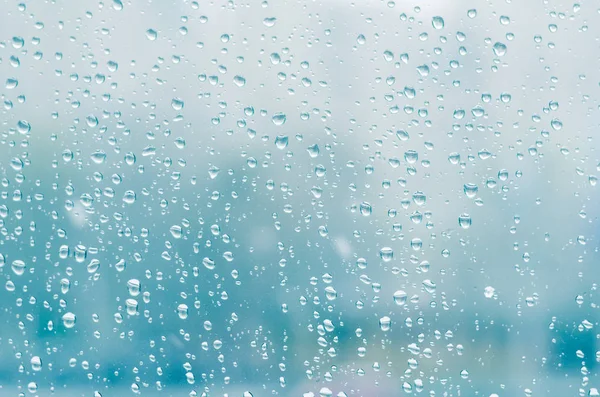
top-left (0, 0), bottom-right (596, 396)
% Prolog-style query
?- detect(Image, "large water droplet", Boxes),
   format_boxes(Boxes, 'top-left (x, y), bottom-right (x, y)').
top-left (272, 113), bottom-right (286, 126)
top-left (62, 312), bottom-right (76, 328)
top-left (432, 16), bottom-right (444, 30)
top-left (31, 356), bottom-right (42, 371)
top-left (393, 290), bottom-right (407, 305)
top-left (146, 29), bottom-right (158, 40)
top-left (379, 247), bottom-right (394, 262)
top-left (492, 42), bottom-right (507, 57)
top-left (11, 260), bottom-right (25, 276)
top-left (379, 316), bottom-right (391, 331)
top-left (458, 213), bottom-right (472, 229)
top-left (171, 98), bottom-right (184, 110)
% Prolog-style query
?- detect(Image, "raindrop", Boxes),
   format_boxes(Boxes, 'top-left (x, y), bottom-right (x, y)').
top-left (11, 260), bottom-right (25, 276)
top-left (275, 135), bottom-right (288, 149)
top-left (127, 279), bottom-right (141, 296)
top-left (177, 303), bottom-right (189, 319)
top-left (31, 356), bottom-right (42, 371)
top-left (62, 312), bottom-right (76, 328)
top-left (379, 316), bottom-right (391, 331)
top-left (146, 29), bottom-right (158, 40)
top-left (171, 98), bottom-right (184, 110)
top-left (272, 113), bottom-right (286, 125)
top-left (492, 42), bottom-right (507, 57)
top-left (263, 17), bottom-right (277, 27)
top-left (360, 202), bottom-right (372, 216)
top-left (91, 150), bottom-right (106, 164)
top-left (379, 247), bottom-right (394, 262)
top-left (432, 16), bottom-right (444, 30)
top-left (393, 290), bottom-right (407, 305)
top-left (464, 183), bottom-right (478, 198)
top-left (458, 213), bottom-right (472, 229)
top-left (233, 75), bottom-right (246, 87)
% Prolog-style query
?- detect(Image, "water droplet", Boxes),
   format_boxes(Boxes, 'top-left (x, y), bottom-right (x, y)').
top-left (177, 303), bottom-right (189, 319)
top-left (393, 290), bottom-right (407, 305)
top-left (360, 202), bottom-right (372, 216)
top-left (62, 312), bottom-right (76, 328)
top-left (458, 213), bottom-right (472, 229)
top-left (171, 98), bottom-right (184, 110)
top-left (87, 259), bottom-right (100, 273)
top-left (28, 382), bottom-right (38, 393)
top-left (208, 165), bottom-right (220, 179)
top-left (127, 279), bottom-right (141, 296)
top-left (432, 16), bottom-right (444, 30)
top-left (91, 150), bottom-right (106, 164)
top-left (272, 113), bottom-right (286, 126)
top-left (233, 75), bottom-right (246, 87)
top-left (324, 286), bottom-right (337, 301)
top-left (500, 92), bottom-right (512, 103)
top-left (60, 278), bottom-right (70, 294)
top-left (123, 190), bottom-right (136, 204)
top-left (275, 135), bottom-right (288, 149)
top-left (379, 247), bottom-right (394, 262)
top-left (492, 42), bottom-right (507, 57)
top-left (379, 316), bottom-right (391, 331)
top-left (86, 115), bottom-right (99, 127)
top-left (170, 225), bottom-right (182, 239)
top-left (484, 286), bottom-right (495, 298)
top-left (6, 78), bottom-right (18, 89)
top-left (126, 299), bottom-right (138, 315)
top-left (263, 17), bottom-right (277, 27)
top-left (115, 259), bottom-right (126, 272)
top-left (146, 29), bottom-right (158, 40)
top-left (417, 64), bottom-right (430, 76)
top-left (464, 183), bottom-right (478, 198)
top-left (412, 191), bottom-right (426, 206)
top-left (31, 356), bottom-right (42, 371)
top-left (203, 257), bottom-right (216, 270)
top-left (17, 120), bottom-right (31, 134)
top-left (11, 260), bottom-right (25, 276)
top-left (551, 119), bottom-right (563, 130)
top-left (423, 279), bottom-right (437, 293)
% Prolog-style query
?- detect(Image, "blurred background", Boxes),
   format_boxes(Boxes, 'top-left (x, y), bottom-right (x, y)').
top-left (0, 0), bottom-right (599, 395)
